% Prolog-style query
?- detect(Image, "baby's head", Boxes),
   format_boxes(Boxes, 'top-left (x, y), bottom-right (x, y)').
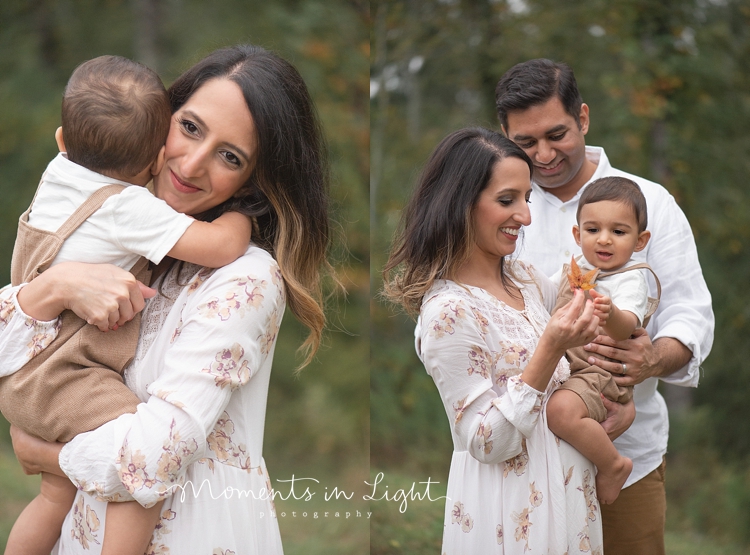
top-left (59, 55), bottom-right (170, 186)
top-left (573, 177), bottom-right (651, 270)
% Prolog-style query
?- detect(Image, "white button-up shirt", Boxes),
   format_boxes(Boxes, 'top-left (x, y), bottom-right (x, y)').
top-left (517, 146), bottom-right (714, 487)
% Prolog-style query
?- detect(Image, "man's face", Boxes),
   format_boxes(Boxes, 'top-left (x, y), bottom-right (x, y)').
top-left (503, 97), bottom-right (590, 200)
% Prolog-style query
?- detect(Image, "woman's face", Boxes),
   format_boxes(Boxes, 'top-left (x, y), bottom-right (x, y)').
top-left (471, 156), bottom-right (532, 260)
top-left (154, 78), bottom-right (257, 216)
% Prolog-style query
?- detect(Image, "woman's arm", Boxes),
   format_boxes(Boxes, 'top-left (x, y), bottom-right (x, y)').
top-left (58, 253), bottom-right (285, 508)
top-left (18, 262), bottom-right (154, 330)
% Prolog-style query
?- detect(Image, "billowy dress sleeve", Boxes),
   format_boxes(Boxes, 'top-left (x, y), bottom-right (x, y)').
top-left (0, 284), bottom-right (61, 378)
top-left (58, 251), bottom-right (285, 508)
top-left (415, 281), bottom-right (555, 466)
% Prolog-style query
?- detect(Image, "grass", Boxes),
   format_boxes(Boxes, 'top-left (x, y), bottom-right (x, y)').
top-left (0, 445), bottom-right (40, 548)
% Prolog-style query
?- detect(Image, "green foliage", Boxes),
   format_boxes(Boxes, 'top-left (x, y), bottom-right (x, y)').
top-left (0, 1), bottom-right (368, 553)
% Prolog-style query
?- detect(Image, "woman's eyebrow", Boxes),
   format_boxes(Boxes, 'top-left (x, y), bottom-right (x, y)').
top-left (182, 110), bottom-right (251, 163)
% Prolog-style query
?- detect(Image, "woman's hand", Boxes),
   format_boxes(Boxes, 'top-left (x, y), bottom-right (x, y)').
top-left (17, 262), bottom-right (156, 332)
top-left (9, 425), bottom-right (65, 477)
top-left (600, 396), bottom-right (636, 441)
top-left (543, 289), bottom-right (600, 354)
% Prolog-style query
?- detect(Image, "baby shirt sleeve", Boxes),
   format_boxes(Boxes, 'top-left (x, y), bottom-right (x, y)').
top-left (606, 270), bottom-right (649, 328)
top-left (0, 284), bottom-right (61, 378)
top-left (108, 186), bottom-right (194, 264)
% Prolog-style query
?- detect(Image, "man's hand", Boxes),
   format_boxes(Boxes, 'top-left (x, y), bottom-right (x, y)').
top-left (600, 396), bottom-right (636, 441)
top-left (9, 425), bottom-right (65, 477)
top-left (583, 328), bottom-right (659, 387)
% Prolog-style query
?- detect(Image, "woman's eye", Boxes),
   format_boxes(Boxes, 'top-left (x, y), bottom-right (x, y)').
top-left (498, 198), bottom-right (513, 206)
top-left (180, 118), bottom-right (199, 135)
top-left (222, 151), bottom-right (241, 166)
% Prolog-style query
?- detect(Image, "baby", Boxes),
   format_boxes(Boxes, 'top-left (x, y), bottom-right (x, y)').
top-left (2, 56), bottom-right (251, 555)
top-left (545, 176), bottom-right (660, 505)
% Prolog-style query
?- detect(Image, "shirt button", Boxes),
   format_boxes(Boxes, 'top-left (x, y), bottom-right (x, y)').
top-left (565, 250), bottom-right (570, 256)
top-left (561, 207), bottom-right (567, 212)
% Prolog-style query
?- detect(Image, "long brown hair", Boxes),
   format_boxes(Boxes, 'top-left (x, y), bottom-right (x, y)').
top-left (383, 127), bottom-right (532, 316)
top-left (169, 45), bottom-right (331, 366)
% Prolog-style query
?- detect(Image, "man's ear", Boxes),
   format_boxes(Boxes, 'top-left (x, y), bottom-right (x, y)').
top-left (634, 229), bottom-right (651, 252)
top-left (55, 127), bottom-right (66, 152)
top-left (151, 146), bottom-right (166, 176)
top-left (572, 224), bottom-right (582, 246)
top-left (579, 103), bottom-right (590, 135)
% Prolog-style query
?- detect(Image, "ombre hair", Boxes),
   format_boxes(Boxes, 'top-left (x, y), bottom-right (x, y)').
top-left (169, 45), bottom-right (331, 366)
top-left (383, 127), bottom-right (533, 316)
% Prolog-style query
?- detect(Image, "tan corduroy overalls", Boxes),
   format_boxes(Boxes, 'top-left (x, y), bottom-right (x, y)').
top-left (0, 184), bottom-right (149, 442)
top-left (552, 262), bottom-right (661, 422)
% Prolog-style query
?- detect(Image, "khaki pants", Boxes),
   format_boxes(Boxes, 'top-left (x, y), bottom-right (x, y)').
top-left (601, 458), bottom-right (666, 555)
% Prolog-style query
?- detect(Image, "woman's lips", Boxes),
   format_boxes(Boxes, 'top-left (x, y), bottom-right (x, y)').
top-left (170, 170), bottom-right (201, 194)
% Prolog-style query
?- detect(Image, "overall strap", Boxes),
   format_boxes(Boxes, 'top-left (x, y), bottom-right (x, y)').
top-left (598, 262), bottom-right (662, 301)
top-left (55, 184), bottom-right (126, 240)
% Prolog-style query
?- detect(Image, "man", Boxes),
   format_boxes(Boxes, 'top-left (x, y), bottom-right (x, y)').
top-left (495, 59), bottom-right (714, 555)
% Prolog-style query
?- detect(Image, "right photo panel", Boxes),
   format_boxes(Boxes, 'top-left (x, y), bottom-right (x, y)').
top-left (371, 0), bottom-right (747, 553)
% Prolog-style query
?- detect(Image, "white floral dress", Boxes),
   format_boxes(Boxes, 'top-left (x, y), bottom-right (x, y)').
top-left (0, 246), bottom-right (285, 554)
top-left (415, 261), bottom-right (603, 555)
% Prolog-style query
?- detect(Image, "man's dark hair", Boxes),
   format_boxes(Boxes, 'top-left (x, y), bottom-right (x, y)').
top-left (495, 58), bottom-right (583, 132)
top-left (577, 176), bottom-right (649, 233)
top-left (61, 55), bottom-right (170, 177)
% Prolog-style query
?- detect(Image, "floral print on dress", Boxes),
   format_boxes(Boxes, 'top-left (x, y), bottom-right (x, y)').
top-left (497, 524), bottom-right (504, 545)
top-left (70, 495), bottom-right (101, 549)
top-left (145, 508), bottom-right (176, 555)
top-left (213, 550), bottom-right (236, 555)
top-left (467, 345), bottom-right (497, 380)
top-left (259, 308), bottom-right (282, 357)
top-left (0, 296), bottom-right (15, 326)
top-left (452, 396), bottom-right (468, 423)
top-left (476, 421), bottom-right (493, 455)
top-left (201, 343), bottom-right (251, 391)
top-left (529, 482), bottom-right (543, 508)
top-left (502, 440), bottom-right (529, 478)
top-left (186, 267), bottom-right (216, 296)
top-left (118, 419), bottom-right (198, 501)
top-left (512, 507), bottom-right (533, 551)
top-left (451, 501), bottom-right (474, 533)
top-left (207, 411), bottom-right (252, 471)
top-left (197, 274), bottom-right (269, 321)
top-left (428, 299), bottom-right (467, 339)
top-left (577, 469), bottom-right (598, 523)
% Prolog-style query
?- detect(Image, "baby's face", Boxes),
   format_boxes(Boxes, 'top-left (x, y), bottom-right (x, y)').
top-left (573, 200), bottom-right (645, 271)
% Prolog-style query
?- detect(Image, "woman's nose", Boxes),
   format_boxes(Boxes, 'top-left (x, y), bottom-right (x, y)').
top-left (517, 201), bottom-right (532, 225)
top-left (180, 144), bottom-right (210, 178)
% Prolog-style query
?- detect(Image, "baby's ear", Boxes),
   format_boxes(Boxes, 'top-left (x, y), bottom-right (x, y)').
top-left (55, 127), bottom-right (66, 152)
top-left (151, 146), bottom-right (166, 176)
top-left (572, 225), bottom-right (582, 246)
top-left (634, 229), bottom-right (651, 252)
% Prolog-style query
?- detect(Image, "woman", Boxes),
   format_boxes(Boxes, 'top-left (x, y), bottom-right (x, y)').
top-left (0, 44), bottom-right (330, 553)
top-left (383, 127), bottom-right (606, 553)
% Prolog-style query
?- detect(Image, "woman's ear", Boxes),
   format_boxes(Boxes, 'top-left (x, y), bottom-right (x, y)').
top-left (55, 127), bottom-right (66, 152)
top-left (151, 146), bottom-right (166, 176)
top-left (634, 230), bottom-right (651, 252)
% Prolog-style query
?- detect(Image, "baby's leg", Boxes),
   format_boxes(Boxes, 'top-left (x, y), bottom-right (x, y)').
top-left (547, 389), bottom-right (632, 504)
top-left (5, 472), bottom-right (76, 555)
top-left (101, 499), bottom-right (164, 555)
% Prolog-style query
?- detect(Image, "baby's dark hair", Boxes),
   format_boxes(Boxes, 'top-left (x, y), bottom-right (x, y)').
top-left (61, 55), bottom-right (170, 178)
top-left (577, 177), bottom-right (648, 232)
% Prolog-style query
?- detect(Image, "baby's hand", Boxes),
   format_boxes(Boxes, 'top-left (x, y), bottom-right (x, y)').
top-left (589, 289), bottom-right (611, 324)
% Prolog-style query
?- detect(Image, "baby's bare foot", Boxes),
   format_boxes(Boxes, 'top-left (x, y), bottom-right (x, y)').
top-left (595, 456), bottom-right (632, 505)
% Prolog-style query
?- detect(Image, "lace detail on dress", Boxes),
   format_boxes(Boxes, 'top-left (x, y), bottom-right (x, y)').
top-left (124, 264), bottom-right (204, 391)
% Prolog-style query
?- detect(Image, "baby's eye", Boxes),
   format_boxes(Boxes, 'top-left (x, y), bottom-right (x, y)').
top-left (613, 229), bottom-right (626, 235)
top-left (585, 227), bottom-right (599, 233)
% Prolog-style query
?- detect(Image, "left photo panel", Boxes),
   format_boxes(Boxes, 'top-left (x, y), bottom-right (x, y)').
top-left (0, 1), bottom-right (370, 554)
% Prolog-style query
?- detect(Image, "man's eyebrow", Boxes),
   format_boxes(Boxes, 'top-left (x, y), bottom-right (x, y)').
top-left (181, 110), bottom-right (251, 163)
top-left (511, 124), bottom-right (568, 141)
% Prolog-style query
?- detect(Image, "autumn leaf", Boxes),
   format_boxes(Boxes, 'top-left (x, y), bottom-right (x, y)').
top-left (567, 257), bottom-right (598, 291)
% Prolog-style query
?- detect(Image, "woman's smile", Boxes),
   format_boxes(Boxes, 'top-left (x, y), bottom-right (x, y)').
top-left (169, 169), bottom-right (202, 194)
